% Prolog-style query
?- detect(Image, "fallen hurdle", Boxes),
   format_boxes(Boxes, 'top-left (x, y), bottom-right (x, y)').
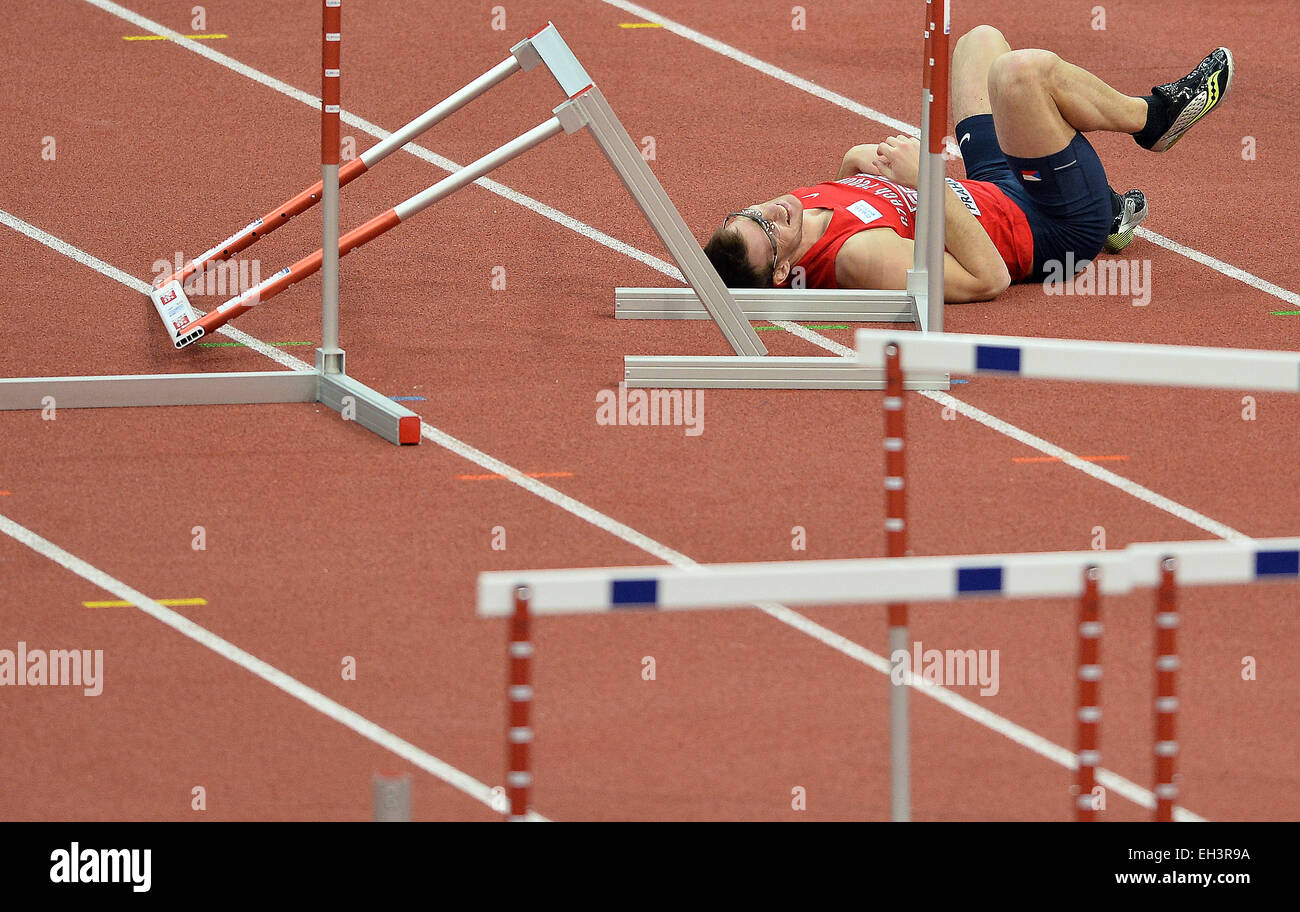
top-left (153, 21), bottom-right (766, 360)
top-left (477, 538), bottom-right (1300, 821)
top-left (0, 1), bottom-right (420, 445)
top-left (150, 15), bottom-right (953, 389)
top-left (616, 0), bottom-right (953, 391)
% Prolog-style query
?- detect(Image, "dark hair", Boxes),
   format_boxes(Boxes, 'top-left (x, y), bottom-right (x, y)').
top-left (704, 227), bottom-right (774, 288)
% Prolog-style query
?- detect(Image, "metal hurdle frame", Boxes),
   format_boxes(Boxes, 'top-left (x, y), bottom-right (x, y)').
top-left (0, 1), bottom-right (420, 445)
top-left (4, 17), bottom-right (806, 432)
top-left (478, 537), bottom-right (1300, 821)
top-left (616, 0), bottom-right (952, 391)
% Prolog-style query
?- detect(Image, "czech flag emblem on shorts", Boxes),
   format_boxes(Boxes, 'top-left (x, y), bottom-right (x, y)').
top-left (1021, 170), bottom-right (1043, 182)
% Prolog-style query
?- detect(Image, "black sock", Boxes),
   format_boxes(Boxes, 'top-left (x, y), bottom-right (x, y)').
top-left (1133, 93), bottom-right (1170, 149)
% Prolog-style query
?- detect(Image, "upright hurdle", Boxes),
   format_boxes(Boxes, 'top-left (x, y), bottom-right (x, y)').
top-left (0, 1), bottom-right (420, 445)
top-left (616, 0), bottom-right (952, 391)
top-left (477, 537), bottom-right (1300, 820)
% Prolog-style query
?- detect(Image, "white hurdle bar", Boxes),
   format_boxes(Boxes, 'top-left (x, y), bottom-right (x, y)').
top-left (856, 330), bottom-right (1300, 392)
top-left (478, 538), bottom-right (1300, 616)
top-left (479, 537), bottom-right (1300, 821)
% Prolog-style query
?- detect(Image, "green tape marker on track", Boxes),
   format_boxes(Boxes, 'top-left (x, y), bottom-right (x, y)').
top-left (197, 341), bottom-right (315, 348)
top-left (755, 323), bottom-right (851, 332)
top-left (1271, 310), bottom-right (1300, 316)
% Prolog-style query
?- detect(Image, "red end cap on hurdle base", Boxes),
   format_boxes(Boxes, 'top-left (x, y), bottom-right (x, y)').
top-left (398, 415), bottom-right (421, 445)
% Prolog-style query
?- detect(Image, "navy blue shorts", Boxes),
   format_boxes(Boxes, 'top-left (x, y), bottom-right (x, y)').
top-left (955, 113), bottom-right (1112, 281)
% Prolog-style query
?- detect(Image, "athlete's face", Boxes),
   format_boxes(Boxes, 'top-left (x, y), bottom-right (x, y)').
top-left (723, 193), bottom-right (805, 285)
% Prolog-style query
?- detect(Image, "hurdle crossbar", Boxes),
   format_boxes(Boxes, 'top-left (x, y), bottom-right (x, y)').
top-left (173, 114), bottom-right (570, 347)
top-left (477, 538), bottom-right (1300, 616)
top-left (152, 57), bottom-right (523, 295)
top-left (856, 330), bottom-right (1300, 391)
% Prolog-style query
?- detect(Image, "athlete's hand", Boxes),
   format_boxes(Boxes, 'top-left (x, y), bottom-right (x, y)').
top-left (868, 135), bottom-right (921, 188)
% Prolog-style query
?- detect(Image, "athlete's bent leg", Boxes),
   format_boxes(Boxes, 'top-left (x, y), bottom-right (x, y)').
top-left (952, 25), bottom-right (1011, 123)
top-left (987, 49), bottom-right (1148, 158)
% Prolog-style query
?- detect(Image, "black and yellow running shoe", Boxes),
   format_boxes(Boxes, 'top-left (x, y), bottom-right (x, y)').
top-left (1105, 188), bottom-right (1148, 254)
top-left (1139, 48), bottom-right (1234, 152)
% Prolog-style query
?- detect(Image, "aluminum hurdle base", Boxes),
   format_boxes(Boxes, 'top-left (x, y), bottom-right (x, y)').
top-left (614, 287), bottom-right (918, 323)
top-left (624, 355), bottom-right (950, 390)
top-left (0, 353), bottom-right (421, 446)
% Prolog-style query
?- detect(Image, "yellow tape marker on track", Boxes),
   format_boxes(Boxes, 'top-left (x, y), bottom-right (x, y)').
top-left (83, 597), bottom-right (208, 608)
top-left (123, 34), bottom-right (228, 41)
top-left (619, 23), bottom-right (663, 28)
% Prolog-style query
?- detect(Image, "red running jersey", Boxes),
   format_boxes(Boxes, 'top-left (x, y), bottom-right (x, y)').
top-left (784, 174), bottom-right (1034, 288)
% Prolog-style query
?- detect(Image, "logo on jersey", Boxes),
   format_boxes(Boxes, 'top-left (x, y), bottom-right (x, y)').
top-left (846, 200), bottom-right (884, 226)
top-left (1021, 170), bottom-right (1043, 182)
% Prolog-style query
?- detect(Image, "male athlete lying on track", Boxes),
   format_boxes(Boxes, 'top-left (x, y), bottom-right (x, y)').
top-left (705, 26), bottom-right (1233, 301)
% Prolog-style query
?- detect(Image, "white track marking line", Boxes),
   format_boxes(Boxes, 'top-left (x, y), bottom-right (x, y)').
top-left (2, 211), bottom-right (1203, 820)
top-left (0, 512), bottom-right (546, 822)
top-left (0, 208), bottom-right (309, 372)
top-left (774, 321), bottom-right (1252, 543)
top-left (602, 0), bottom-right (1299, 308)
top-left (1135, 227), bottom-right (1300, 307)
top-left (602, 0), bottom-right (919, 136)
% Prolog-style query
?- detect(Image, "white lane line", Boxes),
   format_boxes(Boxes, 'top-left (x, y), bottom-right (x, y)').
top-left (2, 211), bottom-right (1203, 819)
top-left (602, 0), bottom-right (1300, 309)
top-left (0, 512), bottom-right (546, 822)
top-left (0, 208), bottom-right (309, 372)
top-left (602, 0), bottom-right (920, 137)
top-left (80, 0), bottom-right (684, 284)
top-left (1136, 227), bottom-right (1300, 308)
top-left (774, 321), bottom-right (1251, 543)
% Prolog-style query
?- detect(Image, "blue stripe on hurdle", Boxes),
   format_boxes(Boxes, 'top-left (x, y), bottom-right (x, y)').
top-left (974, 344), bottom-right (1022, 373)
top-left (1255, 549), bottom-right (1300, 578)
top-left (957, 566), bottom-right (1004, 594)
top-left (611, 578), bottom-right (659, 607)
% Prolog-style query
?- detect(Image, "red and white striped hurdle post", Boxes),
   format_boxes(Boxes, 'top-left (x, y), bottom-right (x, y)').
top-left (925, 1), bottom-right (949, 333)
top-left (1154, 556), bottom-right (1179, 822)
top-left (506, 585), bottom-right (535, 821)
top-left (319, 0), bottom-right (344, 373)
top-left (883, 342), bottom-right (910, 821)
top-left (1075, 565), bottom-right (1102, 821)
